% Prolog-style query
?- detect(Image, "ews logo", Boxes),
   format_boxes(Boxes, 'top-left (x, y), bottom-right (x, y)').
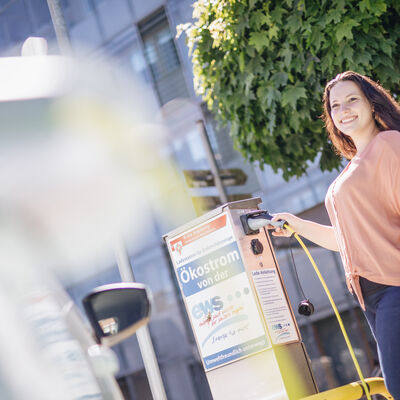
top-left (192, 296), bottom-right (223, 319)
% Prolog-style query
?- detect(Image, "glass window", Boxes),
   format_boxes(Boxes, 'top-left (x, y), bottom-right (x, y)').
top-left (170, 127), bottom-right (208, 171)
top-left (302, 310), bottom-right (377, 389)
top-left (25, 0), bottom-right (52, 29)
top-left (59, 0), bottom-right (92, 28)
top-left (0, 0), bottom-right (56, 54)
top-left (130, 48), bottom-right (147, 75)
top-left (0, 0), bottom-right (32, 46)
top-left (0, 0), bottom-right (12, 7)
top-left (139, 9), bottom-right (188, 105)
top-left (111, 38), bottom-right (153, 87)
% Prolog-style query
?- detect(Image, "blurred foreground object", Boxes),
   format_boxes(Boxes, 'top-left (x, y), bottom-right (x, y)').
top-left (0, 37), bottom-right (188, 399)
top-left (0, 38), bottom-right (185, 281)
top-left (83, 283), bottom-right (151, 347)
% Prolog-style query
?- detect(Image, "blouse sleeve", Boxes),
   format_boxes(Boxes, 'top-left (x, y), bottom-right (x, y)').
top-left (382, 131), bottom-right (400, 215)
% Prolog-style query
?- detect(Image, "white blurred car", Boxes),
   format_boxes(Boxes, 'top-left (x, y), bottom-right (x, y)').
top-left (0, 217), bottom-right (151, 400)
top-left (0, 39), bottom-right (160, 400)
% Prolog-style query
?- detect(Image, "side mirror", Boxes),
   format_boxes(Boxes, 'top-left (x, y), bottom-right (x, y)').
top-left (83, 283), bottom-right (151, 347)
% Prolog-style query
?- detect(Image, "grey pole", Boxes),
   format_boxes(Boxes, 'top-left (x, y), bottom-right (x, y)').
top-left (114, 239), bottom-right (168, 400)
top-left (46, 0), bottom-right (72, 54)
top-left (196, 119), bottom-right (228, 204)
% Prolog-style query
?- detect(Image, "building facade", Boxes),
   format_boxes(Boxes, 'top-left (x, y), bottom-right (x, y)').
top-left (0, 0), bottom-right (379, 398)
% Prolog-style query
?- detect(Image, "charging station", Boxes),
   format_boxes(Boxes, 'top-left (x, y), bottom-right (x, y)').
top-left (164, 198), bottom-right (318, 400)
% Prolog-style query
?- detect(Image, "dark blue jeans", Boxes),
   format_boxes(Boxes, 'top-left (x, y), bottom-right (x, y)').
top-left (363, 285), bottom-right (400, 400)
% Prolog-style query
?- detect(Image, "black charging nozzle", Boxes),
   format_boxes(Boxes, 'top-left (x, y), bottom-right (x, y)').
top-left (240, 210), bottom-right (286, 235)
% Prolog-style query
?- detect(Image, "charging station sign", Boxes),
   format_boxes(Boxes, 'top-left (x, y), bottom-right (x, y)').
top-left (168, 213), bottom-right (270, 370)
top-left (252, 269), bottom-right (299, 344)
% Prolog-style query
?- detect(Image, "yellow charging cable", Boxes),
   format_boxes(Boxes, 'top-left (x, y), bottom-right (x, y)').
top-left (284, 224), bottom-right (372, 400)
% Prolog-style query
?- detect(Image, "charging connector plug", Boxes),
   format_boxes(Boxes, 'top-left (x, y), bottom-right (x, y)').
top-left (240, 210), bottom-right (286, 235)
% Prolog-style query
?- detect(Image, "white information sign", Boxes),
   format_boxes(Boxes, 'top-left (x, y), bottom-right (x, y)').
top-left (252, 269), bottom-right (299, 344)
top-left (168, 213), bottom-right (270, 370)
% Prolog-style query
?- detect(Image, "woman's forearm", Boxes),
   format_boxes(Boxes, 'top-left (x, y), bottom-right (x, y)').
top-left (295, 219), bottom-right (339, 252)
top-left (271, 213), bottom-right (339, 252)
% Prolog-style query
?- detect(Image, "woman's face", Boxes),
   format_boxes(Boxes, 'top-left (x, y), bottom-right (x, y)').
top-left (329, 80), bottom-right (376, 139)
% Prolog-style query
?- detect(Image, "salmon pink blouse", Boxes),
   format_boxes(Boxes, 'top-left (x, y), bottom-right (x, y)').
top-left (325, 130), bottom-right (400, 309)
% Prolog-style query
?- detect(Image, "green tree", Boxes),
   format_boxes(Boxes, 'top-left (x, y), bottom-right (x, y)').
top-left (178, 0), bottom-right (400, 180)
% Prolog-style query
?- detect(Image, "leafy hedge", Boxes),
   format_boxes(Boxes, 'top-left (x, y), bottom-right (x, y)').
top-left (178, 0), bottom-right (400, 179)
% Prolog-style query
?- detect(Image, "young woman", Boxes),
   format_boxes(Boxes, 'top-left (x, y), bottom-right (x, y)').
top-left (271, 71), bottom-right (400, 399)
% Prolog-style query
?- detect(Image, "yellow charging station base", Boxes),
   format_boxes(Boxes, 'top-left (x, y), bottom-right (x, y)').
top-left (302, 377), bottom-right (392, 400)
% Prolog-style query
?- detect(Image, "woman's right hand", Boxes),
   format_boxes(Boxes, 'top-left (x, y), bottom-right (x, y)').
top-left (269, 212), bottom-right (303, 237)
top-left (268, 212), bottom-right (339, 251)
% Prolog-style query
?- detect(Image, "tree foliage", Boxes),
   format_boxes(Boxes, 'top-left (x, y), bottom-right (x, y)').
top-left (178, 0), bottom-right (400, 180)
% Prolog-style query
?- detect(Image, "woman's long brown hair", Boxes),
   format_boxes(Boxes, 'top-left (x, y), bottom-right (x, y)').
top-left (322, 71), bottom-right (400, 159)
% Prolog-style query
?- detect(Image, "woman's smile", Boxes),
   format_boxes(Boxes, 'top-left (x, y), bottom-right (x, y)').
top-left (340, 115), bottom-right (357, 124)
